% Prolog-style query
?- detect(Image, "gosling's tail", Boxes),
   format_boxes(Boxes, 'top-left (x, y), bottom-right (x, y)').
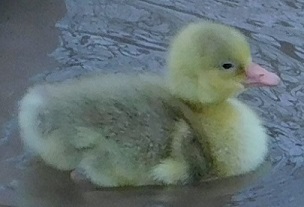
top-left (18, 86), bottom-right (47, 152)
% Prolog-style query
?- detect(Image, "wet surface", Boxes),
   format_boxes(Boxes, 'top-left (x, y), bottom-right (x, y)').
top-left (1, 0), bottom-right (304, 206)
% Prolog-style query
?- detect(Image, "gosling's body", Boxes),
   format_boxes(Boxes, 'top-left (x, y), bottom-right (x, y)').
top-left (19, 21), bottom-right (280, 187)
top-left (196, 99), bottom-right (267, 177)
top-left (19, 74), bottom-right (208, 186)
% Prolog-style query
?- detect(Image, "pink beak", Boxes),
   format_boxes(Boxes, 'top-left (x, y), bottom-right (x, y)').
top-left (245, 63), bottom-right (280, 87)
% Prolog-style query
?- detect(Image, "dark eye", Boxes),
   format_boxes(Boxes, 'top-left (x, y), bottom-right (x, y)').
top-left (222, 63), bottom-right (234, 70)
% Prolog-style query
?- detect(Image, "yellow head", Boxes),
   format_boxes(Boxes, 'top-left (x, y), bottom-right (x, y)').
top-left (167, 21), bottom-right (279, 104)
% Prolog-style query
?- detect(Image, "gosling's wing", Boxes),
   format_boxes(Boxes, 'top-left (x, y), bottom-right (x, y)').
top-left (33, 74), bottom-right (179, 157)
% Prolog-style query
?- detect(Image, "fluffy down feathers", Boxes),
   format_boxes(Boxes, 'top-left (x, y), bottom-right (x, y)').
top-left (19, 21), bottom-right (280, 187)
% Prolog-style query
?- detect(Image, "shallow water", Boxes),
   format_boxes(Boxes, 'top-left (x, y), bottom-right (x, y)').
top-left (1, 0), bottom-right (304, 206)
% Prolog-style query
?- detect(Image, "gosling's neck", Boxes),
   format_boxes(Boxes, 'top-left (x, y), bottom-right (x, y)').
top-left (180, 97), bottom-right (234, 115)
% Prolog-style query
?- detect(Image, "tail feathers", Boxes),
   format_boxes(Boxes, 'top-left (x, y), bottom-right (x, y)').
top-left (18, 86), bottom-right (47, 151)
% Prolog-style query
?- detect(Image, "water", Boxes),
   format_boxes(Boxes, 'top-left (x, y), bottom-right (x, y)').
top-left (1, 0), bottom-right (304, 206)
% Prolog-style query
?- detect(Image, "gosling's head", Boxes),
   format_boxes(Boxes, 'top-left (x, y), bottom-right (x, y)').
top-left (167, 21), bottom-right (280, 104)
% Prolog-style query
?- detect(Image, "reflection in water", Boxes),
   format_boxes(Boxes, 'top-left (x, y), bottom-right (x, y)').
top-left (17, 161), bottom-right (270, 207)
top-left (2, 0), bottom-right (304, 206)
